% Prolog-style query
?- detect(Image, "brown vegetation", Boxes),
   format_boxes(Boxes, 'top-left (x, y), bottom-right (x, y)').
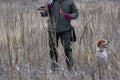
top-left (0, 1), bottom-right (120, 80)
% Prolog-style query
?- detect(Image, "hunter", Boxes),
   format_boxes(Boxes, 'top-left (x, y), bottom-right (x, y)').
top-left (40, 0), bottom-right (79, 71)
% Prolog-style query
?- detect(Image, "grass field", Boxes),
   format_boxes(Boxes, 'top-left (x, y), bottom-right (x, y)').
top-left (0, 1), bottom-right (120, 80)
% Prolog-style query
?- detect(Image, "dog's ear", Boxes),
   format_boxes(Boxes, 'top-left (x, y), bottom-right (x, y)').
top-left (97, 40), bottom-right (101, 48)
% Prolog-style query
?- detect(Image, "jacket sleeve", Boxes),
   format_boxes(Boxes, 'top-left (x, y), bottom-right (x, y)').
top-left (70, 1), bottom-right (79, 19)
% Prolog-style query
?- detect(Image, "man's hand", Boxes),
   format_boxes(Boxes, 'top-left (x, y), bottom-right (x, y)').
top-left (47, 3), bottom-right (53, 9)
top-left (64, 14), bottom-right (72, 21)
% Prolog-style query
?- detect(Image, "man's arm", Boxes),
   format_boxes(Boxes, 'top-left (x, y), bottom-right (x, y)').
top-left (70, 1), bottom-right (79, 19)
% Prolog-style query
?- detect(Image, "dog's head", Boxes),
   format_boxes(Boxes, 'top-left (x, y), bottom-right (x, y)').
top-left (97, 39), bottom-right (109, 49)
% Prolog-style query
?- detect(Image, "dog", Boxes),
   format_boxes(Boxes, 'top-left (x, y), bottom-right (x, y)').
top-left (96, 39), bottom-right (109, 80)
top-left (96, 39), bottom-right (109, 63)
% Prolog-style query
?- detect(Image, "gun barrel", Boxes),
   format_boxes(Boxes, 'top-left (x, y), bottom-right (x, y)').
top-left (37, 6), bottom-right (46, 10)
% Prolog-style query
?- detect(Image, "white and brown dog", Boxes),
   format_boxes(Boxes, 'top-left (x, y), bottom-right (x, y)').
top-left (96, 39), bottom-right (110, 80)
top-left (96, 39), bottom-right (109, 63)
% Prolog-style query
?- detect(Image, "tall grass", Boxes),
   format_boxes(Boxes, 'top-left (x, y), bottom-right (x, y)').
top-left (0, 1), bottom-right (120, 80)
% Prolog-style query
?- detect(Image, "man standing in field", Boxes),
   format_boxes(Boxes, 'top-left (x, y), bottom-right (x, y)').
top-left (40, 0), bottom-right (79, 71)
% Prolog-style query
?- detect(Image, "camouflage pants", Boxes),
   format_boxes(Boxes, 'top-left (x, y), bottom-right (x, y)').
top-left (48, 31), bottom-right (73, 70)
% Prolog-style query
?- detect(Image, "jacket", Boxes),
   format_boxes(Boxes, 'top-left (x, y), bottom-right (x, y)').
top-left (43, 0), bottom-right (79, 32)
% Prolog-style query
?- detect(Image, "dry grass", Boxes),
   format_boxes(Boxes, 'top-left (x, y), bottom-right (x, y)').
top-left (0, 1), bottom-right (120, 80)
